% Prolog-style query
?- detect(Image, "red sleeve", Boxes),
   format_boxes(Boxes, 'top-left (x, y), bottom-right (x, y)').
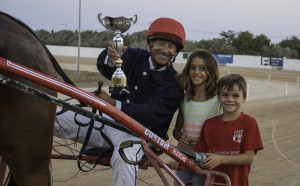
top-left (242, 116), bottom-right (264, 153)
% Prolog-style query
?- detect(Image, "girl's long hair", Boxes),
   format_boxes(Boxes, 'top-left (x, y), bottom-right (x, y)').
top-left (176, 49), bottom-right (219, 101)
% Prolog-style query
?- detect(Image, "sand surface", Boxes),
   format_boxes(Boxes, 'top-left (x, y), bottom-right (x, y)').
top-left (35, 57), bottom-right (300, 185)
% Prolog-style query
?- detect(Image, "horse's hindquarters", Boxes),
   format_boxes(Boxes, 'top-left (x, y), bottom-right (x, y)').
top-left (0, 11), bottom-right (58, 185)
top-left (0, 78), bottom-right (56, 185)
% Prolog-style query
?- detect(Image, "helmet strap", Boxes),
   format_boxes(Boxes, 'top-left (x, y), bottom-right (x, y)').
top-left (171, 53), bottom-right (178, 63)
top-left (151, 55), bottom-right (165, 69)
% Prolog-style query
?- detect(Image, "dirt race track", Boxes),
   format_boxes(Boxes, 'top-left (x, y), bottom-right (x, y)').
top-left (40, 57), bottom-right (300, 185)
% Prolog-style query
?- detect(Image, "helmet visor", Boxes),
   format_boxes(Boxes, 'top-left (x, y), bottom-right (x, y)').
top-left (148, 35), bottom-right (181, 51)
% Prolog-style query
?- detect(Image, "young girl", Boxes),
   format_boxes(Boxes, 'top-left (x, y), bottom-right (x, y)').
top-left (170, 50), bottom-right (222, 186)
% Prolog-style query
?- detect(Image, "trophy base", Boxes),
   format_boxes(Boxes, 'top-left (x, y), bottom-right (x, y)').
top-left (112, 76), bottom-right (127, 87)
top-left (109, 85), bottom-right (130, 95)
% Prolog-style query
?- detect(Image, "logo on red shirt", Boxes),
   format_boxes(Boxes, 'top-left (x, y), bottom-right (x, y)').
top-left (233, 130), bottom-right (244, 143)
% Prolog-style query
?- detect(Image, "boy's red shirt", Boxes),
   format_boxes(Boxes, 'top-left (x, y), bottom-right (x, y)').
top-left (197, 113), bottom-right (263, 186)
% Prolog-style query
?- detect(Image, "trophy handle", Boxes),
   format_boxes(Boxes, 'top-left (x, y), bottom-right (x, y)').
top-left (132, 15), bottom-right (138, 24)
top-left (98, 13), bottom-right (106, 28)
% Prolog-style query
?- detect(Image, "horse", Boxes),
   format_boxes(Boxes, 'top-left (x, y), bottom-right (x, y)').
top-left (0, 11), bottom-right (58, 185)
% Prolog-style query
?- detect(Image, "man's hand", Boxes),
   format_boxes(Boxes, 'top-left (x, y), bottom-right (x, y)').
top-left (96, 89), bottom-right (116, 106)
top-left (107, 41), bottom-right (128, 64)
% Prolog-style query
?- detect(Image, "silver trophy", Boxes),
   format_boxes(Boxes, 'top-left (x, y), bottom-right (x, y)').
top-left (98, 13), bottom-right (137, 94)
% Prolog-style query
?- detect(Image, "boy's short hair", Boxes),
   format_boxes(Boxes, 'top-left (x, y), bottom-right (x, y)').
top-left (217, 74), bottom-right (247, 97)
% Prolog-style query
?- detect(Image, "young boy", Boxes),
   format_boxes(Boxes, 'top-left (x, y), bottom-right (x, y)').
top-left (197, 74), bottom-right (263, 186)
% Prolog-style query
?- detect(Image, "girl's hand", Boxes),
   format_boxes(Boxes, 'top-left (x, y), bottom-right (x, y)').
top-left (169, 160), bottom-right (180, 170)
top-left (203, 153), bottom-right (222, 169)
top-left (179, 134), bottom-right (191, 147)
top-left (189, 137), bottom-right (199, 148)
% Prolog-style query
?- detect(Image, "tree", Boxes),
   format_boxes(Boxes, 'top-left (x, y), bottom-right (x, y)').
top-left (208, 38), bottom-right (238, 54)
top-left (269, 44), bottom-right (285, 57)
top-left (124, 30), bottom-right (147, 48)
top-left (283, 47), bottom-right (299, 59)
top-left (232, 31), bottom-right (256, 55)
top-left (253, 34), bottom-right (271, 54)
top-left (36, 29), bottom-right (51, 44)
top-left (34, 29), bottom-right (300, 58)
top-left (279, 36), bottom-right (300, 55)
top-left (181, 40), bottom-right (198, 52)
top-left (220, 30), bottom-right (236, 44)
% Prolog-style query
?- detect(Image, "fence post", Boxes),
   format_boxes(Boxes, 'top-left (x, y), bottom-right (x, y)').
top-left (286, 82), bottom-right (288, 96)
top-left (246, 84), bottom-right (250, 102)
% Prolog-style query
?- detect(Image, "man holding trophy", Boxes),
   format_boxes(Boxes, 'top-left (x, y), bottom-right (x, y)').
top-left (54, 16), bottom-right (186, 185)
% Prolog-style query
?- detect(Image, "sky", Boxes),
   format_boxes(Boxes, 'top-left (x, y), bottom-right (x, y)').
top-left (1, 0), bottom-right (299, 44)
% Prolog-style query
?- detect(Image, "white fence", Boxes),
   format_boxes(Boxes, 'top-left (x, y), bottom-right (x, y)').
top-left (46, 45), bottom-right (300, 71)
top-left (47, 45), bottom-right (103, 58)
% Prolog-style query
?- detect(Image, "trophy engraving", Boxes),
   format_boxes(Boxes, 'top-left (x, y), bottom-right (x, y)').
top-left (98, 13), bottom-right (137, 94)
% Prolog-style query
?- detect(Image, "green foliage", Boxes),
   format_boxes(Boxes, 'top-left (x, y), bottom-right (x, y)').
top-left (124, 30), bottom-right (148, 50)
top-left (279, 36), bottom-right (300, 57)
top-left (254, 34), bottom-right (271, 54)
top-left (220, 30), bottom-right (236, 44)
top-left (35, 29), bottom-right (300, 59)
top-left (232, 31), bottom-right (256, 55)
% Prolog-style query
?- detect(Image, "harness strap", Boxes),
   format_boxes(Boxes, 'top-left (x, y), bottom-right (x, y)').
top-left (118, 140), bottom-right (163, 165)
top-left (77, 111), bottom-right (99, 172)
top-left (75, 81), bottom-right (115, 170)
top-left (76, 82), bottom-right (103, 171)
top-left (98, 120), bottom-right (114, 149)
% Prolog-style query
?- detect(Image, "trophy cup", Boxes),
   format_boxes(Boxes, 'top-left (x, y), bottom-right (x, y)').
top-left (98, 13), bottom-right (137, 94)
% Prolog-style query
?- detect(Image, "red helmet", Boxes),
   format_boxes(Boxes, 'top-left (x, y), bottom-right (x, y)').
top-left (146, 17), bottom-right (186, 51)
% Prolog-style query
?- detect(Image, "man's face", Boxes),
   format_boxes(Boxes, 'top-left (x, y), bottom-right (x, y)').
top-left (149, 39), bottom-right (177, 67)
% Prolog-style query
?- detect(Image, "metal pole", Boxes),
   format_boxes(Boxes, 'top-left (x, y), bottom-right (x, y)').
top-left (77, 0), bottom-right (81, 78)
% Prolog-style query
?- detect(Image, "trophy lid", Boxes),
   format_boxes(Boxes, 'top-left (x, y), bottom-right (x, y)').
top-left (98, 13), bottom-right (137, 33)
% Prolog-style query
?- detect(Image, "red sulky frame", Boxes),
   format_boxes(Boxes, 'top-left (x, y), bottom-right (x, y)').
top-left (0, 57), bottom-right (231, 186)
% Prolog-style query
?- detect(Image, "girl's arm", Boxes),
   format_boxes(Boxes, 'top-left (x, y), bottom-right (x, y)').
top-left (173, 108), bottom-right (195, 147)
top-left (173, 108), bottom-right (184, 141)
top-left (203, 150), bottom-right (255, 169)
